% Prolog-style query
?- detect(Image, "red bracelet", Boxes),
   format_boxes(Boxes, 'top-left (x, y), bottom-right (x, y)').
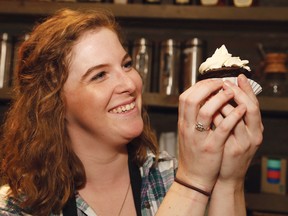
top-left (174, 177), bottom-right (211, 197)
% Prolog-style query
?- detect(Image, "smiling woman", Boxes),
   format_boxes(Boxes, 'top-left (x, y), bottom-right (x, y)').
top-left (0, 8), bottom-right (263, 216)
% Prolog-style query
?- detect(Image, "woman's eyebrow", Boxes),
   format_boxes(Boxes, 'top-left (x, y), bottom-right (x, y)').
top-left (81, 64), bottom-right (108, 82)
top-left (81, 53), bottom-right (130, 81)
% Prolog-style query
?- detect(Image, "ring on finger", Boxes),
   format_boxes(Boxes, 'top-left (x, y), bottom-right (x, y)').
top-left (195, 122), bottom-right (210, 132)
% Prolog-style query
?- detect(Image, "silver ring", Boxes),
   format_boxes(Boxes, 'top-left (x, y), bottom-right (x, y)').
top-left (195, 122), bottom-right (210, 132)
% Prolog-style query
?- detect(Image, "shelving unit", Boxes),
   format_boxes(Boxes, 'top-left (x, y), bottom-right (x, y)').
top-left (1, 1), bottom-right (288, 214)
top-left (143, 93), bottom-right (288, 112)
top-left (0, 1), bottom-right (288, 22)
top-left (246, 193), bottom-right (288, 213)
top-left (1, 89), bottom-right (288, 112)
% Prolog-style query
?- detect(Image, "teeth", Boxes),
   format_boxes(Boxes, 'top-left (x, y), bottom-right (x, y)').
top-left (110, 102), bottom-right (136, 114)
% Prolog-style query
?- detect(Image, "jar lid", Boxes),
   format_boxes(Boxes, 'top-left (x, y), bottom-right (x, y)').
top-left (1, 33), bottom-right (10, 42)
top-left (160, 39), bottom-right (180, 47)
top-left (133, 38), bottom-right (152, 46)
top-left (184, 38), bottom-right (203, 47)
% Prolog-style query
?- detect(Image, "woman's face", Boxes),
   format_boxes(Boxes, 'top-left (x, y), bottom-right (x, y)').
top-left (64, 28), bottom-right (143, 147)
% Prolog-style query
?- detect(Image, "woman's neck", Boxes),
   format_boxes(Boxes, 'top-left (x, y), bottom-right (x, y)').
top-left (77, 144), bottom-right (129, 184)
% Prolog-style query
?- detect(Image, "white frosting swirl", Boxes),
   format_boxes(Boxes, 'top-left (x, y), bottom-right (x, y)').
top-left (199, 45), bottom-right (251, 74)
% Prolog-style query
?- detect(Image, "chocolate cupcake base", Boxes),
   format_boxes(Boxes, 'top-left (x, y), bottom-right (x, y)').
top-left (198, 66), bottom-right (251, 81)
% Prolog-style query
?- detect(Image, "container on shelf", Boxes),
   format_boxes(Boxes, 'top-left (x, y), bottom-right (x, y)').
top-left (159, 39), bottom-right (181, 95)
top-left (143, 0), bottom-right (161, 4)
top-left (77, 0), bottom-right (103, 2)
top-left (114, 0), bottom-right (129, 4)
top-left (182, 38), bottom-right (204, 91)
top-left (200, 0), bottom-right (227, 6)
top-left (174, 0), bottom-right (191, 5)
top-left (233, 0), bottom-right (258, 7)
top-left (260, 53), bottom-right (288, 97)
top-left (132, 38), bottom-right (153, 93)
top-left (0, 33), bottom-right (13, 89)
top-left (55, 0), bottom-right (77, 2)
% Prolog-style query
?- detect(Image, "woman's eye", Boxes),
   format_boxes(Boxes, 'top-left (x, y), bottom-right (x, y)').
top-left (91, 71), bottom-right (106, 81)
top-left (123, 60), bottom-right (133, 70)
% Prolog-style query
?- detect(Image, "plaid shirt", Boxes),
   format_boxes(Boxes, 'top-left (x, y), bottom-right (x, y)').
top-left (0, 151), bottom-right (177, 216)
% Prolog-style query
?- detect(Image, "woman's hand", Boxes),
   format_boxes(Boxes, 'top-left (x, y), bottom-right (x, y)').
top-left (176, 78), bottom-right (248, 193)
top-left (213, 74), bottom-right (264, 184)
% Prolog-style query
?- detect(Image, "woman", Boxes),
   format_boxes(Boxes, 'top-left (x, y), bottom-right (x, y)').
top-left (0, 8), bottom-right (263, 216)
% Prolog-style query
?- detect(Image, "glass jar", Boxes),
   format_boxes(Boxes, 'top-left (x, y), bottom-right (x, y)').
top-left (132, 38), bottom-right (153, 93)
top-left (182, 38), bottom-right (204, 90)
top-left (260, 53), bottom-right (288, 97)
top-left (159, 39), bottom-right (181, 95)
top-left (0, 33), bottom-right (13, 89)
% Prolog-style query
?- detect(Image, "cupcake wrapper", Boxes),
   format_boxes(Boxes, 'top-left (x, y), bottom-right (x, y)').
top-left (220, 77), bottom-right (262, 95)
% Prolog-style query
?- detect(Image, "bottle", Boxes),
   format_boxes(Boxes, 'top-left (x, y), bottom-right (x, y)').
top-left (159, 39), bottom-right (181, 95)
top-left (0, 33), bottom-right (13, 89)
top-left (182, 38), bottom-right (204, 91)
top-left (132, 38), bottom-right (153, 93)
top-left (261, 53), bottom-right (288, 97)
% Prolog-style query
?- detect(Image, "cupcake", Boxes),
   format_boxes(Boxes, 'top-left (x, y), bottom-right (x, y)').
top-left (198, 45), bottom-right (262, 95)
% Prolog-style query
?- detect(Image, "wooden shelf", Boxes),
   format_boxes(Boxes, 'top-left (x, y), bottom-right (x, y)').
top-left (1, 90), bottom-right (288, 112)
top-left (143, 93), bottom-right (288, 112)
top-left (0, 88), bottom-right (13, 101)
top-left (246, 193), bottom-right (288, 213)
top-left (258, 96), bottom-right (288, 112)
top-left (143, 93), bottom-right (178, 108)
top-left (0, 1), bottom-right (288, 22)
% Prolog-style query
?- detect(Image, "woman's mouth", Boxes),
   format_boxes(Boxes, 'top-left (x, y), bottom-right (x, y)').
top-left (109, 101), bottom-right (136, 114)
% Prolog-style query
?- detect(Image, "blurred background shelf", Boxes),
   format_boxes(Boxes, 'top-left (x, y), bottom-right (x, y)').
top-left (1, 90), bottom-right (287, 112)
top-left (0, 1), bottom-right (288, 22)
top-left (143, 93), bottom-right (288, 113)
top-left (1, 3), bottom-right (288, 214)
top-left (0, 88), bottom-right (13, 101)
top-left (246, 193), bottom-right (288, 214)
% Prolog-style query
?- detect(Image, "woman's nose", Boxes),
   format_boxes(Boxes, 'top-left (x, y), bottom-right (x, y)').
top-left (114, 70), bottom-right (137, 94)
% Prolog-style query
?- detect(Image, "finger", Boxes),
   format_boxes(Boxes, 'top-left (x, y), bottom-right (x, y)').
top-left (237, 74), bottom-right (258, 104)
top-left (220, 103), bottom-right (249, 148)
top-left (213, 103), bottom-right (247, 145)
top-left (178, 79), bottom-right (223, 127)
top-left (223, 80), bottom-right (262, 131)
top-left (213, 103), bottom-right (247, 138)
top-left (197, 87), bottom-right (234, 129)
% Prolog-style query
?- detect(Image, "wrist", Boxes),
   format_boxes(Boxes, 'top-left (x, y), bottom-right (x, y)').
top-left (174, 177), bottom-right (212, 197)
top-left (213, 178), bottom-right (245, 196)
top-left (175, 171), bottom-right (216, 194)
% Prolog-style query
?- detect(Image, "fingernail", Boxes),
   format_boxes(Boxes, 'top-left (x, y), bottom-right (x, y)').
top-left (238, 74), bottom-right (248, 83)
top-left (224, 87), bottom-right (233, 96)
top-left (224, 80), bottom-right (234, 87)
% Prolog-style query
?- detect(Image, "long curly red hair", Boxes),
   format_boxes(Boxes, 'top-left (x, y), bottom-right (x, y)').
top-left (0, 8), bottom-right (158, 215)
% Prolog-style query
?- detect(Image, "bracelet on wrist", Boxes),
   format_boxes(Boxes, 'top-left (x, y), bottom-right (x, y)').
top-left (174, 177), bottom-right (211, 197)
